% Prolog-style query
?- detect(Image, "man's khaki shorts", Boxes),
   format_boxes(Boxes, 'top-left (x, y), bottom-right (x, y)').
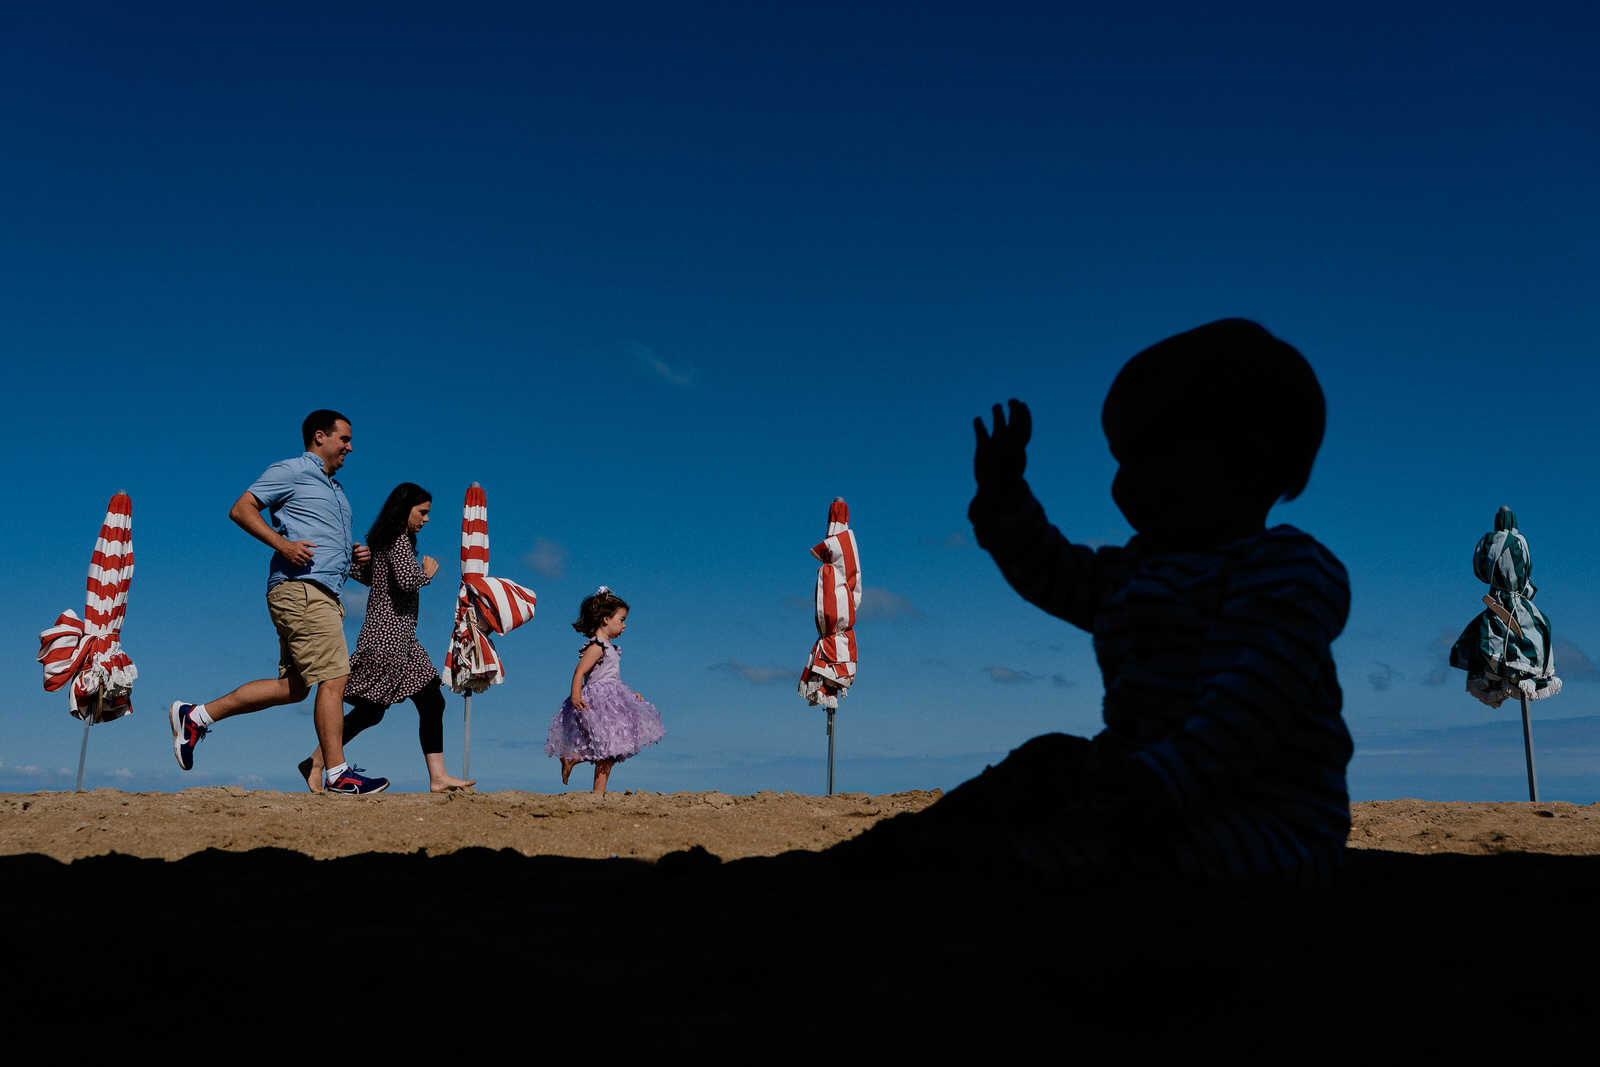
top-left (265, 580), bottom-right (349, 687)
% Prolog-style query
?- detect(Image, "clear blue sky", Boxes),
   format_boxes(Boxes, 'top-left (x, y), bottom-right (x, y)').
top-left (4, 1), bottom-right (1597, 799)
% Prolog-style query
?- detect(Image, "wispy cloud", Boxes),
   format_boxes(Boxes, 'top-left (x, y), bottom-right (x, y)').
top-left (1554, 637), bottom-right (1598, 680)
top-left (710, 660), bottom-right (797, 685)
top-left (1052, 673), bottom-right (1075, 688)
top-left (858, 586), bottom-right (925, 624)
top-left (918, 531), bottom-right (972, 551)
top-left (523, 537), bottom-right (569, 580)
top-left (1081, 528), bottom-right (1131, 549)
top-left (629, 340), bottom-right (697, 386)
top-left (985, 666), bottom-right (1036, 684)
top-left (1369, 662), bottom-right (1398, 691)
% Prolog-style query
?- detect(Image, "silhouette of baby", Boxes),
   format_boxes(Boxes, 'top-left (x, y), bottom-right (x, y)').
top-left (844, 319), bottom-right (1352, 887)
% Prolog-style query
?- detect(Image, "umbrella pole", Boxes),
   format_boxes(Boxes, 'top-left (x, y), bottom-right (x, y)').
top-left (463, 692), bottom-right (473, 781)
top-left (75, 711), bottom-right (92, 793)
top-left (75, 686), bottom-right (104, 792)
top-left (826, 706), bottom-right (835, 796)
top-left (1519, 691), bottom-right (1539, 802)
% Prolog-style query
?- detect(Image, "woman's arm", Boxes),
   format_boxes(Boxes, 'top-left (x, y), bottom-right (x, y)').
top-left (388, 538), bottom-right (434, 592)
top-left (569, 642), bottom-right (605, 710)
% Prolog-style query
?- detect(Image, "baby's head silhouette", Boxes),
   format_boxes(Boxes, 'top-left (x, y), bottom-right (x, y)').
top-left (1101, 319), bottom-right (1325, 550)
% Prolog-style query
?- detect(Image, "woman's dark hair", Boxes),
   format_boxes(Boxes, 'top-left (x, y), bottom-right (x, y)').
top-left (572, 589), bottom-right (629, 636)
top-left (366, 483), bottom-right (432, 553)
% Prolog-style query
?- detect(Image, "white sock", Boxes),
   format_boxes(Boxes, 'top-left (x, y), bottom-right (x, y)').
top-left (325, 762), bottom-right (348, 782)
top-left (193, 705), bottom-right (215, 727)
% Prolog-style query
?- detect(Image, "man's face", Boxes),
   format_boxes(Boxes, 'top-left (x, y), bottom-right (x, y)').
top-left (312, 420), bottom-right (354, 475)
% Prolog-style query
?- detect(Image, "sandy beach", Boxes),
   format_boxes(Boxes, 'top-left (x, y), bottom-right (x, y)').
top-left (6, 788), bottom-right (1600, 862)
top-left (8, 790), bottom-right (1599, 1057)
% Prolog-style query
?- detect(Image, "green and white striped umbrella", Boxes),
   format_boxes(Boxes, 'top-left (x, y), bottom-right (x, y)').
top-left (1449, 506), bottom-right (1561, 708)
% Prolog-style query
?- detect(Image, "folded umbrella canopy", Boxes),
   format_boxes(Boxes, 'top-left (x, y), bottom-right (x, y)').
top-left (799, 498), bottom-right (861, 794)
top-left (1450, 505), bottom-right (1559, 799)
top-left (440, 483), bottom-right (536, 777)
top-left (37, 491), bottom-right (136, 790)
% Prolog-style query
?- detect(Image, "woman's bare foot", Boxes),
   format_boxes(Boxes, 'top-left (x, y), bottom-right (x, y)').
top-left (424, 752), bottom-right (473, 792)
top-left (593, 758), bottom-right (614, 793)
top-left (298, 752), bottom-right (325, 793)
top-left (560, 758), bottom-right (579, 785)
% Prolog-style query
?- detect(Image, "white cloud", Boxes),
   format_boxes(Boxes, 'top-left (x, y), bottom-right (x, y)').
top-left (919, 531), bottom-right (972, 551)
top-left (629, 341), bottom-right (696, 386)
top-left (1369, 662), bottom-right (1397, 692)
top-left (1554, 637), bottom-right (1598, 680)
top-left (857, 586), bottom-right (925, 624)
top-left (1081, 527), bottom-right (1132, 549)
top-left (523, 537), bottom-right (569, 580)
top-left (710, 660), bottom-right (797, 685)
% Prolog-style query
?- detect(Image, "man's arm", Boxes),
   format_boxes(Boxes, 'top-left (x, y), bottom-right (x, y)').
top-left (230, 492), bottom-right (316, 566)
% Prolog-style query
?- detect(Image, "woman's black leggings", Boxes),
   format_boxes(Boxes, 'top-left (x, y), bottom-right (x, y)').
top-left (343, 680), bottom-right (447, 755)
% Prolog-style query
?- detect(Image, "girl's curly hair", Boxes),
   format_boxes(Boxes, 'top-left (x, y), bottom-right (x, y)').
top-left (572, 588), bottom-right (629, 636)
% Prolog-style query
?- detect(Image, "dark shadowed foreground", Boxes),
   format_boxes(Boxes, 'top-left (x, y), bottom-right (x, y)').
top-left (6, 791), bottom-right (1598, 1059)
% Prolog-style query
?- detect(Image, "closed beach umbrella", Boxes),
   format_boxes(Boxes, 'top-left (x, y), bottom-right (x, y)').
top-left (1449, 505), bottom-right (1560, 799)
top-left (798, 497), bottom-right (861, 794)
top-left (37, 491), bottom-right (136, 790)
top-left (440, 483), bottom-right (537, 777)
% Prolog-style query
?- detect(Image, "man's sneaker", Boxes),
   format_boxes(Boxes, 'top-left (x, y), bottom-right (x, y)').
top-left (325, 766), bottom-right (389, 796)
top-left (169, 701), bottom-right (207, 771)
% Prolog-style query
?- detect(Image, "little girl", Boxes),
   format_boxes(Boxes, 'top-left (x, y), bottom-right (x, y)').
top-left (543, 587), bottom-right (664, 793)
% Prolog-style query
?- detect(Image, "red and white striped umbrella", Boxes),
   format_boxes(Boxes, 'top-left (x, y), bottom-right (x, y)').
top-left (799, 498), bottom-right (861, 709)
top-left (38, 491), bottom-right (137, 723)
top-left (442, 483), bottom-right (537, 694)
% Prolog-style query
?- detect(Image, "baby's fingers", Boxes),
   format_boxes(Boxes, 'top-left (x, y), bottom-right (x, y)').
top-left (1005, 399), bottom-right (1032, 447)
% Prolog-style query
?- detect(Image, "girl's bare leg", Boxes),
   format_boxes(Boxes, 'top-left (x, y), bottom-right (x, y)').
top-left (593, 758), bottom-right (614, 793)
top-left (560, 758), bottom-right (579, 785)
top-left (425, 751), bottom-right (475, 792)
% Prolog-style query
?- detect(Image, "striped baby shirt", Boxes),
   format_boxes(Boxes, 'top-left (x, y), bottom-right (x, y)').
top-left (970, 484), bottom-right (1352, 886)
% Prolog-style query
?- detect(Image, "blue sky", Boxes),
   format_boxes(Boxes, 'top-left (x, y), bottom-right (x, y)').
top-left (4, 1), bottom-right (1597, 800)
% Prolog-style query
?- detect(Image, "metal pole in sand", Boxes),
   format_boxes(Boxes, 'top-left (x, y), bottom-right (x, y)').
top-left (76, 719), bottom-right (90, 792)
top-left (1519, 691), bottom-right (1539, 802)
top-left (463, 692), bottom-right (472, 781)
top-left (464, 617), bottom-right (484, 780)
top-left (75, 689), bottom-right (99, 792)
top-left (826, 706), bottom-right (835, 796)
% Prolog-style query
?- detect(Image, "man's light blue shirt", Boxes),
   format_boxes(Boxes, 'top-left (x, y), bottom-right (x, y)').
top-left (246, 452), bottom-right (355, 596)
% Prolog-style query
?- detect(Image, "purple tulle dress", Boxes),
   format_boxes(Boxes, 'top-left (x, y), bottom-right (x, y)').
top-left (544, 636), bottom-right (664, 764)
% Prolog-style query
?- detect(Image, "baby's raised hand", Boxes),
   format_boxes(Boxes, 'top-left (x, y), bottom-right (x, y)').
top-left (973, 399), bottom-right (1031, 489)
